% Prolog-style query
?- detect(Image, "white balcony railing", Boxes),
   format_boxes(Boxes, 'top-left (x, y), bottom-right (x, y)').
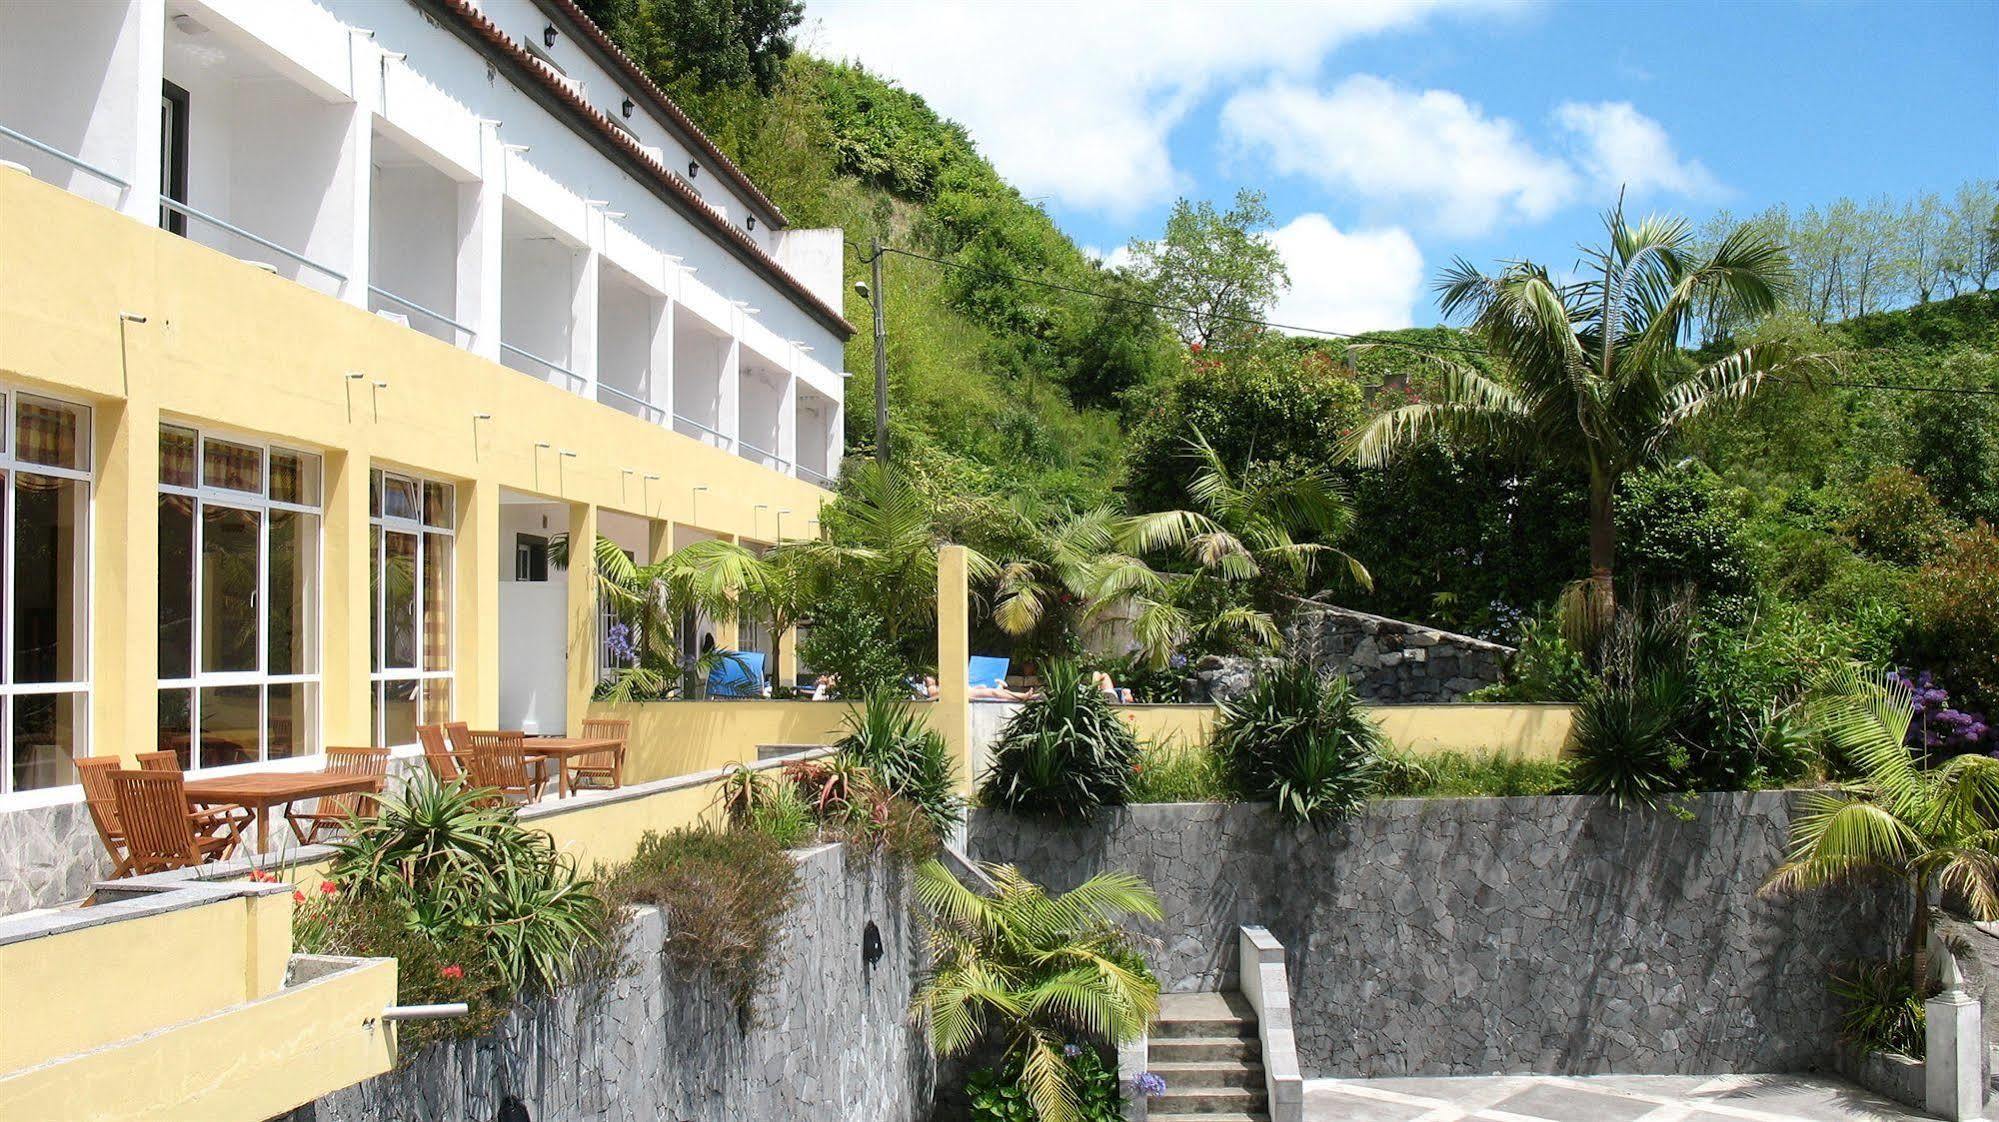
top-left (737, 439), bottom-right (790, 473)
top-left (368, 285), bottom-right (474, 344)
top-left (673, 413), bottom-right (734, 449)
top-left (157, 196), bottom-right (347, 292)
top-left (499, 340), bottom-right (589, 394)
top-left (596, 381), bottom-right (666, 424)
top-left (0, 121), bottom-right (129, 192)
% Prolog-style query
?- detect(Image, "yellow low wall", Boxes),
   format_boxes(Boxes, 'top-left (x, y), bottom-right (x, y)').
top-left (1112, 702), bottom-right (1574, 762)
top-left (0, 955), bottom-right (395, 1121)
top-left (588, 699), bottom-right (854, 785)
top-left (0, 887), bottom-right (291, 1073)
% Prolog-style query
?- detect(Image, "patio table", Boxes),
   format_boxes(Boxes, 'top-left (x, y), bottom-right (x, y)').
top-left (184, 770), bottom-right (384, 854)
top-left (523, 737), bottom-right (622, 798)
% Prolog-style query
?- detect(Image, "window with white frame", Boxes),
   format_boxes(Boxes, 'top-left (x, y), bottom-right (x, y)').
top-left (0, 392), bottom-right (92, 795)
top-left (370, 469), bottom-right (455, 747)
top-left (157, 425), bottom-right (322, 771)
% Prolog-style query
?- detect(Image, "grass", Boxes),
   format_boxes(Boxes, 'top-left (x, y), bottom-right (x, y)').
top-left (1124, 740), bottom-right (1572, 804)
top-left (1129, 737), bottom-right (1235, 803)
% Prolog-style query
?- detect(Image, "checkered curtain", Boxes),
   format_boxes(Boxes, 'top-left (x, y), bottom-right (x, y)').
top-left (422, 533), bottom-right (451, 675)
top-left (17, 400), bottom-right (77, 469)
top-left (160, 429), bottom-right (197, 485)
top-left (203, 441), bottom-right (260, 492)
top-left (269, 454), bottom-right (299, 503)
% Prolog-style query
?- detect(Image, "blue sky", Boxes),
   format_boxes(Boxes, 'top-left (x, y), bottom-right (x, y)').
top-left (808, 0), bottom-right (1997, 331)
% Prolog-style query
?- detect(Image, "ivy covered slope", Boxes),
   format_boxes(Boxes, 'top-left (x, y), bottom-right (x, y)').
top-left (582, 0), bottom-right (1179, 503)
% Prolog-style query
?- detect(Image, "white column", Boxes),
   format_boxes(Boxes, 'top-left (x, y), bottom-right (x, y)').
top-left (458, 121), bottom-right (503, 360)
top-left (1927, 951), bottom-right (1984, 1121)
top-left (777, 372), bottom-right (798, 476)
top-left (117, 0), bottom-right (167, 224)
top-left (333, 30), bottom-right (377, 308)
top-left (571, 246), bottom-right (600, 398)
top-left (826, 401), bottom-right (845, 480)
top-left (721, 338), bottom-right (741, 451)
top-left (649, 297), bottom-right (675, 427)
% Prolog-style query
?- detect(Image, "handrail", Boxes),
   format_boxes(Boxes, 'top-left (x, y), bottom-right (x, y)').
top-left (737, 439), bottom-right (791, 471)
top-left (499, 340), bottom-right (587, 391)
top-left (368, 284), bottom-right (473, 336)
top-left (673, 412), bottom-right (734, 446)
top-left (596, 381), bottom-right (666, 422)
top-left (157, 196), bottom-right (347, 283)
top-left (0, 122), bottom-right (129, 189)
top-left (795, 463), bottom-right (836, 488)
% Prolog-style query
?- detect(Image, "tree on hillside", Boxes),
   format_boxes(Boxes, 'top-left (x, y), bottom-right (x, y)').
top-left (1346, 204), bottom-right (1829, 637)
top-left (1124, 189), bottom-right (1288, 351)
top-left (579, 0), bottom-right (803, 98)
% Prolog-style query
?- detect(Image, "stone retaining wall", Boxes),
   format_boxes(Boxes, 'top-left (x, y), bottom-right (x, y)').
top-left (1285, 603), bottom-right (1513, 702)
top-left (287, 843), bottom-right (935, 1122)
top-left (967, 794), bottom-right (1904, 1078)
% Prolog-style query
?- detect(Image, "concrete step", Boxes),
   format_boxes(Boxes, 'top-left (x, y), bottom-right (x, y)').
top-left (1148, 1085), bottom-right (1268, 1114)
top-left (1147, 1115), bottom-right (1268, 1122)
top-left (756, 743), bottom-right (828, 761)
top-left (1149, 1035), bottom-right (1259, 1062)
top-left (1153, 991), bottom-right (1258, 1039)
top-left (1148, 1060), bottom-right (1264, 1089)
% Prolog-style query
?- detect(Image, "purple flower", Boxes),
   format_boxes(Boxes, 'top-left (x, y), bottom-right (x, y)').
top-left (1062, 1043), bottom-right (1083, 1059)
top-left (606, 622), bottom-right (639, 666)
top-left (1891, 668), bottom-right (1992, 755)
top-left (1132, 1072), bottom-right (1167, 1097)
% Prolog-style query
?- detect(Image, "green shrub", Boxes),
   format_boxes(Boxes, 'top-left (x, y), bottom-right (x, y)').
top-left (1909, 523), bottom-right (1999, 718)
top-left (968, 1047), bottom-right (1124, 1122)
top-left (323, 776), bottom-right (609, 995)
top-left (1569, 673), bottom-right (1695, 808)
top-left (1375, 749), bottom-right (1571, 798)
top-left (1839, 467), bottom-right (1960, 567)
top-left (746, 780), bottom-right (817, 848)
top-left (607, 827), bottom-right (803, 1012)
top-left (293, 887), bottom-right (512, 1053)
top-left (798, 584), bottom-right (916, 699)
top-left (1128, 738), bottom-right (1233, 803)
top-left (1831, 958), bottom-right (1927, 1059)
top-left (1212, 663), bottom-right (1384, 826)
top-left (836, 690), bottom-right (964, 832)
top-left (1469, 613), bottom-right (1590, 702)
top-left (981, 661), bottom-right (1140, 820)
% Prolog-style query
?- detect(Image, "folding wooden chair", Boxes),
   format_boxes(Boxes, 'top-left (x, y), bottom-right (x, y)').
top-left (417, 723), bottom-right (461, 783)
top-left (466, 730), bottom-right (546, 804)
top-left (285, 747), bottom-right (390, 845)
top-left (111, 769), bottom-right (239, 875)
top-left (568, 717), bottom-right (631, 791)
top-left (133, 748), bottom-right (254, 846)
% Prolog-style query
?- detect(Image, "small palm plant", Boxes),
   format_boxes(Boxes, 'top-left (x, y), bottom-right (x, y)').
top-left (1212, 662), bottom-right (1385, 826)
top-left (1763, 665), bottom-right (1999, 990)
top-left (981, 661), bottom-right (1141, 820)
top-left (912, 859), bottom-right (1162, 1122)
top-left (836, 689), bottom-right (964, 833)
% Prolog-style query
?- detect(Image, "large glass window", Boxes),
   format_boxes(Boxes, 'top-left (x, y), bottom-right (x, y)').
top-left (157, 425), bottom-right (321, 770)
top-left (0, 392), bottom-right (92, 795)
top-left (371, 469), bottom-right (454, 746)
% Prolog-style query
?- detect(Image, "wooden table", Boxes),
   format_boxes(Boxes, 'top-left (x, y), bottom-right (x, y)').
top-left (184, 771), bottom-right (384, 854)
top-left (523, 737), bottom-right (621, 798)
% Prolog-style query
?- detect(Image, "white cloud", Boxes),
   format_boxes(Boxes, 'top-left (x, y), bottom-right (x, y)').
top-left (1083, 244), bottom-right (1137, 272)
top-left (1554, 101), bottom-right (1721, 200)
top-left (805, 0), bottom-right (1514, 216)
top-left (1266, 215), bottom-right (1424, 335)
top-left (1221, 76), bottom-right (1577, 235)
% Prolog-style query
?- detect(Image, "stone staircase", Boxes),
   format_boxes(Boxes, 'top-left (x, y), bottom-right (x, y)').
top-left (1147, 991), bottom-right (1268, 1121)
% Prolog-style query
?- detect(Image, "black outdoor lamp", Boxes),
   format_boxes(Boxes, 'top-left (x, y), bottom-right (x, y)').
top-left (542, 24), bottom-right (557, 48)
top-left (687, 161), bottom-right (700, 179)
top-left (621, 97), bottom-right (634, 118)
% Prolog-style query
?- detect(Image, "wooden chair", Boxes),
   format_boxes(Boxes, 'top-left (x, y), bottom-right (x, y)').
top-left (466, 730), bottom-right (547, 804)
top-left (134, 750), bottom-right (182, 772)
top-left (111, 769), bottom-right (238, 875)
top-left (285, 747), bottom-right (390, 846)
top-left (568, 717), bottom-right (631, 792)
top-left (132, 748), bottom-right (255, 846)
top-left (417, 723), bottom-right (461, 783)
top-left (79, 757), bottom-right (248, 877)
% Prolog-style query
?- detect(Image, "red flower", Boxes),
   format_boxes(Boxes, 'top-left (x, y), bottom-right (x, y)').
top-left (1189, 342), bottom-right (1204, 353)
top-left (248, 868), bottom-right (275, 883)
top-left (319, 881), bottom-right (339, 897)
top-left (292, 889), bottom-right (307, 903)
top-left (441, 965), bottom-right (465, 981)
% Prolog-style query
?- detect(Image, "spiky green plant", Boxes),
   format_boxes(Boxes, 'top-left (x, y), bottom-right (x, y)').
top-left (1212, 662), bottom-right (1384, 826)
top-left (1763, 665), bottom-right (1999, 989)
top-left (980, 661), bottom-right (1140, 820)
top-left (912, 859), bottom-right (1162, 1122)
top-left (836, 689), bottom-right (963, 832)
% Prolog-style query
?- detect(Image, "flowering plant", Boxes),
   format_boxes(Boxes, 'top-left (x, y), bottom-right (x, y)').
top-left (1889, 669), bottom-right (1992, 756)
top-left (605, 622), bottom-right (640, 666)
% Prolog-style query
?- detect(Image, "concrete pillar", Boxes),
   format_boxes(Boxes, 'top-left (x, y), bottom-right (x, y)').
top-left (335, 33), bottom-right (377, 309)
top-left (458, 121), bottom-right (504, 360)
top-left (721, 338), bottom-right (741, 451)
top-left (777, 372), bottom-right (798, 476)
top-left (118, 0), bottom-right (167, 225)
top-left (89, 379), bottom-right (159, 760)
top-left (936, 544), bottom-right (973, 794)
top-left (564, 502), bottom-right (599, 734)
top-left (322, 447), bottom-right (374, 745)
top-left (827, 401), bottom-right (845, 481)
top-left (649, 297), bottom-right (675, 426)
top-left (457, 480), bottom-right (503, 728)
top-left (572, 247), bottom-right (600, 398)
top-left (1927, 951), bottom-right (1984, 1121)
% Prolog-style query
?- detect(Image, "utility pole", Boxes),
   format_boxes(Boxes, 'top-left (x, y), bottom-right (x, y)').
top-left (869, 237), bottom-right (889, 465)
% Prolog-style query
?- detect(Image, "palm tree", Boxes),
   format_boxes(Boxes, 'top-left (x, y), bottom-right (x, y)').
top-left (562, 532), bottom-right (778, 700)
top-left (1346, 203), bottom-right (1826, 631)
top-left (912, 858), bottom-right (1162, 1122)
top-left (1763, 665), bottom-right (1999, 988)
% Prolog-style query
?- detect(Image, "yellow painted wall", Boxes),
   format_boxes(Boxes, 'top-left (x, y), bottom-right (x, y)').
top-left (1373, 704), bottom-right (1574, 761)
top-left (588, 699), bottom-right (853, 785)
top-left (1115, 705), bottom-right (1219, 749)
top-left (0, 955), bottom-right (395, 1121)
top-left (0, 889), bottom-right (291, 1073)
top-left (0, 168), bottom-right (828, 752)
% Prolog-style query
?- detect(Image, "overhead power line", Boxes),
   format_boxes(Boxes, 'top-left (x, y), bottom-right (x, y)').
top-left (875, 244), bottom-right (1999, 397)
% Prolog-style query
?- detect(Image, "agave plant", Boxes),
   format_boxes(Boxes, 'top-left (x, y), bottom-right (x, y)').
top-left (1212, 661), bottom-right (1385, 826)
top-left (912, 859), bottom-right (1162, 1122)
top-left (1763, 665), bottom-right (1999, 990)
top-left (836, 690), bottom-right (964, 832)
top-left (980, 661), bottom-right (1140, 820)
top-left (327, 774), bottom-right (606, 991)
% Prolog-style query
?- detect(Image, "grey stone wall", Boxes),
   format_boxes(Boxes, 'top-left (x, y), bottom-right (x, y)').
top-left (0, 798), bottom-right (107, 914)
top-left (1285, 603), bottom-right (1513, 702)
top-left (967, 794), bottom-right (1905, 1079)
top-left (289, 843), bottom-right (935, 1122)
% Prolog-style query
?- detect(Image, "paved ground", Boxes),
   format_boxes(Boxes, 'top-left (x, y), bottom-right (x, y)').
top-left (1303, 1073), bottom-right (1952, 1121)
